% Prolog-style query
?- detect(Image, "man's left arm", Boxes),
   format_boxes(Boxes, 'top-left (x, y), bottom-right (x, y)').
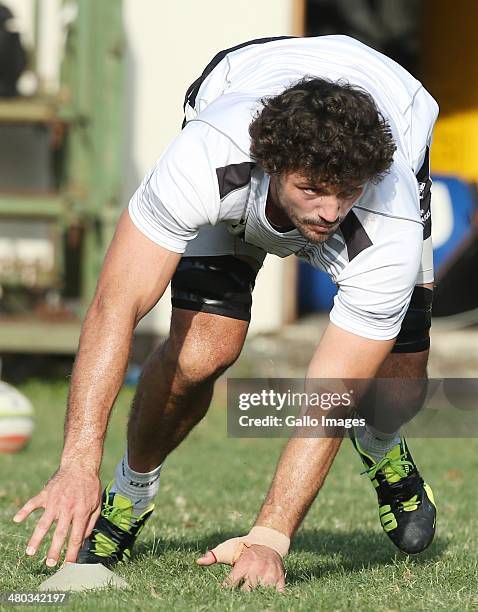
top-left (198, 214), bottom-right (422, 590)
top-left (197, 322), bottom-right (394, 591)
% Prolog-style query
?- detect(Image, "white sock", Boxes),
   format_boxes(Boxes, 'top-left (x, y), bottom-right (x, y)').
top-left (355, 424), bottom-right (400, 462)
top-left (110, 450), bottom-right (162, 517)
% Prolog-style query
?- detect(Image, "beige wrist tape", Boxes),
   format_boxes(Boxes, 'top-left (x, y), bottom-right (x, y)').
top-left (210, 526), bottom-right (291, 565)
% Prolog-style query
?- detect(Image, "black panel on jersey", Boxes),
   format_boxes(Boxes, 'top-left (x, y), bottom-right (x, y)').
top-left (340, 210), bottom-right (373, 261)
top-left (216, 162), bottom-right (256, 200)
top-left (182, 35), bottom-right (296, 125)
top-left (416, 146), bottom-right (432, 240)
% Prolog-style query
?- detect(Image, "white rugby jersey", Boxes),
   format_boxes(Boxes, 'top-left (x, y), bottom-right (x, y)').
top-left (129, 35), bottom-right (439, 341)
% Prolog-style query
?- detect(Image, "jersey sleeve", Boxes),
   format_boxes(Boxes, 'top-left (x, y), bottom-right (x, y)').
top-left (329, 226), bottom-right (423, 341)
top-left (128, 122), bottom-right (240, 253)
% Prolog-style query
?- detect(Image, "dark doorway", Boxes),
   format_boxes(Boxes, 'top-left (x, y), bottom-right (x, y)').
top-left (305, 0), bottom-right (422, 77)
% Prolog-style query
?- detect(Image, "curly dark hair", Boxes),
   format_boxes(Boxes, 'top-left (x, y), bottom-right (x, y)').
top-left (249, 78), bottom-right (396, 187)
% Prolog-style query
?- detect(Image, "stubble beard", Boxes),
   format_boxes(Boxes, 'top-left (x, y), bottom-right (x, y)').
top-left (279, 195), bottom-right (340, 244)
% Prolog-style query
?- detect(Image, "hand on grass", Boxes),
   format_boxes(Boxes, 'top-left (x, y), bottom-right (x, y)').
top-left (197, 543), bottom-right (286, 592)
top-left (13, 465), bottom-right (102, 568)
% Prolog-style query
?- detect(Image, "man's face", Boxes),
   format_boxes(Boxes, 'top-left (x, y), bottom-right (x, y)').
top-left (271, 172), bottom-right (365, 243)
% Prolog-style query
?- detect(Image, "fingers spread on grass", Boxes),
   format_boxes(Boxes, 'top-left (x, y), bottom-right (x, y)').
top-left (64, 513), bottom-right (90, 563)
top-left (276, 575), bottom-right (286, 593)
top-left (83, 505), bottom-right (101, 540)
top-left (220, 548), bottom-right (286, 593)
top-left (240, 569), bottom-right (285, 593)
top-left (13, 494), bottom-right (44, 524)
top-left (261, 566), bottom-right (285, 592)
top-left (26, 510), bottom-right (55, 556)
top-left (240, 573), bottom-right (259, 592)
top-left (222, 566), bottom-right (246, 589)
top-left (46, 514), bottom-right (72, 567)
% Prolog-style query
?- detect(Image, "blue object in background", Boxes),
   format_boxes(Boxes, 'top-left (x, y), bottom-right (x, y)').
top-left (298, 175), bottom-right (476, 314)
top-left (124, 363), bottom-right (142, 386)
top-left (299, 263), bottom-right (337, 313)
top-left (430, 175), bottom-right (476, 271)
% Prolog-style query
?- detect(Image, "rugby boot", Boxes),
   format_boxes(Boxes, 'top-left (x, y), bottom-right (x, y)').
top-left (77, 480), bottom-right (154, 566)
top-left (351, 433), bottom-right (436, 554)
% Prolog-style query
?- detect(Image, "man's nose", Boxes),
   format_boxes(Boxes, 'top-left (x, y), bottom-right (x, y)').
top-left (317, 197), bottom-right (340, 224)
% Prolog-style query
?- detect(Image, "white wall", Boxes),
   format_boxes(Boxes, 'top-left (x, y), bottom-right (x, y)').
top-left (122, 0), bottom-right (299, 334)
top-left (5, 0), bottom-right (300, 334)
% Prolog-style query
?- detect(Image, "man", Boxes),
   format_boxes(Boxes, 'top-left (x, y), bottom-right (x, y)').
top-left (14, 35), bottom-right (438, 591)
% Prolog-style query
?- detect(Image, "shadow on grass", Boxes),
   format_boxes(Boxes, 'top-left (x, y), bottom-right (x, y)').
top-left (286, 528), bottom-right (448, 583)
top-left (136, 527), bottom-right (449, 583)
top-left (25, 529), bottom-right (449, 584)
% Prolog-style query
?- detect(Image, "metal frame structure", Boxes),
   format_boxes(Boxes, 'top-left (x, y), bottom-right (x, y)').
top-left (0, 0), bottom-right (124, 353)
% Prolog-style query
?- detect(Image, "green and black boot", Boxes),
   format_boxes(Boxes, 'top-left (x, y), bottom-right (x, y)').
top-left (77, 480), bottom-right (154, 566)
top-left (351, 433), bottom-right (436, 554)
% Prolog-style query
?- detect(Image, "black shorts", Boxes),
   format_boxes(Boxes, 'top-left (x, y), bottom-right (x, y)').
top-left (171, 255), bottom-right (432, 352)
top-left (171, 255), bottom-right (259, 321)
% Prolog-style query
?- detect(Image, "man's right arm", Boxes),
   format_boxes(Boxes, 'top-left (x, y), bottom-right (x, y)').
top-left (13, 210), bottom-right (181, 567)
top-left (13, 119), bottom-right (247, 567)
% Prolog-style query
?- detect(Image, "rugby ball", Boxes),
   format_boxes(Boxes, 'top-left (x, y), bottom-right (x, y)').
top-left (0, 381), bottom-right (34, 453)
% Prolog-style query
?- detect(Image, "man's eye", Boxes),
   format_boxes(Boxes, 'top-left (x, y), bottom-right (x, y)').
top-left (302, 188), bottom-right (317, 195)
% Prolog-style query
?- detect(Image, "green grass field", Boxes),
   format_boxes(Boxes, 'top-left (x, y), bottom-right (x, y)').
top-left (1, 379), bottom-right (478, 611)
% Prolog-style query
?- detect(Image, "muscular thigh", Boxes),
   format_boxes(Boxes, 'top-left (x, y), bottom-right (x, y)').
top-left (168, 254), bottom-right (261, 372)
